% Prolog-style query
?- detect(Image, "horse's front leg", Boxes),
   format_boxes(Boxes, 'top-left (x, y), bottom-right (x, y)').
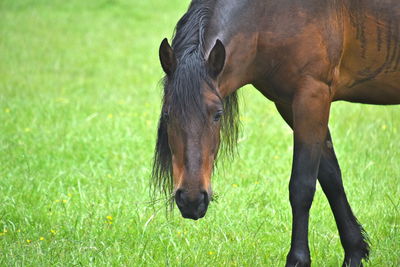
top-left (285, 77), bottom-right (331, 267)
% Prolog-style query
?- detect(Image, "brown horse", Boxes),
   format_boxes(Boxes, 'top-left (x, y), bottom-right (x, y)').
top-left (152, 0), bottom-right (400, 266)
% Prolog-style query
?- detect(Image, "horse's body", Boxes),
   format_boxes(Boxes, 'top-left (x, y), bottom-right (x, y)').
top-left (153, 1), bottom-right (400, 266)
top-left (207, 0), bottom-right (400, 105)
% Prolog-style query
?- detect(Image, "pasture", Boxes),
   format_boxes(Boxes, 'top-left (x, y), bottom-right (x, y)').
top-left (0, 0), bottom-right (399, 266)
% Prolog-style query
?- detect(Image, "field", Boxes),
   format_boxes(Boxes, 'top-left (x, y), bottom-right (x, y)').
top-left (0, 0), bottom-right (399, 266)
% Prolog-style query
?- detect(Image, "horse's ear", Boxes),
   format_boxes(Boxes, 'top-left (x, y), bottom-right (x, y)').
top-left (207, 39), bottom-right (226, 78)
top-left (159, 38), bottom-right (176, 76)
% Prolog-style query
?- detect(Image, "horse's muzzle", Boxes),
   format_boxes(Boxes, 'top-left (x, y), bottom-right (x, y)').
top-left (175, 189), bottom-right (209, 220)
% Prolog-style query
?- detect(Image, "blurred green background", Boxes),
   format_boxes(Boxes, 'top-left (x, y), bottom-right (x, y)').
top-left (0, 0), bottom-right (399, 266)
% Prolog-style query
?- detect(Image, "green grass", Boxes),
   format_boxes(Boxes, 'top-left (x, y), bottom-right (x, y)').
top-left (0, 0), bottom-right (399, 266)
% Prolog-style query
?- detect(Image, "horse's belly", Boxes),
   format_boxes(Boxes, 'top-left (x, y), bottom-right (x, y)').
top-left (335, 71), bottom-right (400, 104)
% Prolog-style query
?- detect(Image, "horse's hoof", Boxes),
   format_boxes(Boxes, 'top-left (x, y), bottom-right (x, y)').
top-left (286, 251), bottom-right (311, 267)
top-left (342, 246), bottom-right (368, 267)
top-left (342, 257), bottom-right (363, 267)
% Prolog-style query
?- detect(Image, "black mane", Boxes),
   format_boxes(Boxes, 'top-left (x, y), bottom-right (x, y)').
top-left (171, 0), bottom-right (212, 59)
top-left (152, 0), bottom-right (239, 198)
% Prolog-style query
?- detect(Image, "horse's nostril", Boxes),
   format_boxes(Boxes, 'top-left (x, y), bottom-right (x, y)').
top-left (198, 192), bottom-right (204, 202)
top-left (200, 190), bottom-right (208, 204)
top-left (175, 189), bottom-right (185, 207)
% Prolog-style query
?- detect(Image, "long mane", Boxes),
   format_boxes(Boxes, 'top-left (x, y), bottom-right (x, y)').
top-left (152, 0), bottom-right (239, 198)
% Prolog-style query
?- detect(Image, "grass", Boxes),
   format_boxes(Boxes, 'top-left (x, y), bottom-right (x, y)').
top-left (0, 0), bottom-right (399, 266)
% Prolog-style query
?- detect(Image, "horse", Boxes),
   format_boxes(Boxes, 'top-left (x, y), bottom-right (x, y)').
top-left (152, 0), bottom-right (400, 266)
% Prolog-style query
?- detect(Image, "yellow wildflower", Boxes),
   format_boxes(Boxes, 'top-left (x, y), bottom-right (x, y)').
top-left (107, 113), bottom-right (113, 119)
top-left (26, 239), bottom-right (31, 243)
top-left (39, 237), bottom-right (45, 241)
top-left (62, 199), bottom-right (67, 203)
top-left (232, 184), bottom-right (238, 188)
top-left (50, 229), bottom-right (56, 235)
top-left (208, 251), bottom-right (215, 255)
top-left (106, 215), bottom-right (113, 221)
top-left (67, 193), bottom-right (72, 197)
top-left (55, 97), bottom-right (69, 103)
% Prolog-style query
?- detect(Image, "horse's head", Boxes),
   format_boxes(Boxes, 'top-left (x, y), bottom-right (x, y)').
top-left (153, 38), bottom-right (237, 220)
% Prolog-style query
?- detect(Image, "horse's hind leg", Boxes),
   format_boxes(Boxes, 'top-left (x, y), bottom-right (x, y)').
top-left (318, 130), bottom-right (370, 267)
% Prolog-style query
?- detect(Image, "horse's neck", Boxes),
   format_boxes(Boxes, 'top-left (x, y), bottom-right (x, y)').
top-left (204, 1), bottom-right (263, 97)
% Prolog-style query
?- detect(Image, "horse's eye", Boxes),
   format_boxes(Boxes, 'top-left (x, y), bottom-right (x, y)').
top-left (163, 112), bottom-right (169, 122)
top-left (213, 110), bottom-right (223, 122)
